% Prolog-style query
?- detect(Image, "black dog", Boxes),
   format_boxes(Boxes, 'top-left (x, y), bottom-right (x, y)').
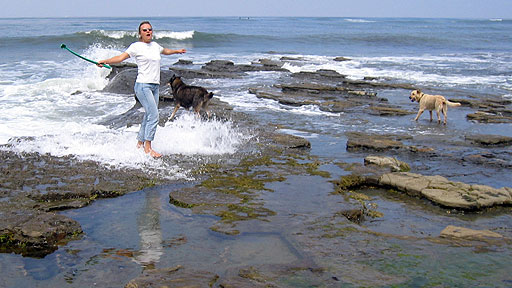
top-left (168, 75), bottom-right (214, 120)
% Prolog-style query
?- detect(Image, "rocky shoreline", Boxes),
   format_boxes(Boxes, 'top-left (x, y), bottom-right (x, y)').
top-left (1, 58), bottom-right (511, 286)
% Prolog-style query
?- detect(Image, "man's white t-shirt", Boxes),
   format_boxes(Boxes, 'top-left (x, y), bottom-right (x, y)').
top-left (125, 41), bottom-right (164, 84)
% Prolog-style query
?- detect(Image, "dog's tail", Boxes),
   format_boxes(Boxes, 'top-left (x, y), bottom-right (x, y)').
top-left (445, 100), bottom-right (461, 107)
top-left (208, 92), bottom-right (214, 99)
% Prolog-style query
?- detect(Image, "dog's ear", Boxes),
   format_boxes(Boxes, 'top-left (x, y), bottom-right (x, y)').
top-left (208, 92), bottom-right (214, 99)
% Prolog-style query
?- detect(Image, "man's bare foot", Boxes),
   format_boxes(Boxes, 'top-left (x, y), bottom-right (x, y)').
top-left (137, 141), bottom-right (144, 149)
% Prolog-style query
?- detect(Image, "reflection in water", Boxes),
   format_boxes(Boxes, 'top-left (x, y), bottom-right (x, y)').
top-left (133, 189), bottom-right (163, 268)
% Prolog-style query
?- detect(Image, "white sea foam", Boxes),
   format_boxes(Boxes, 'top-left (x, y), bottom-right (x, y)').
top-left (158, 113), bottom-right (249, 155)
top-left (279, 104), bottom-right (339, 117)
top-left (0, 70), bottom-right (117, 144)
top-left (279, 53), bottom-right (512, 89)
top-left (94, 30), bottom-right (137, 39)
top-left (277, 129), bottom-right (318, 139)
top-left (3, 112), bottom-right (248, 179)
top-left (89, 30), bottom-right (195, 40)
top-left (344, 18), bottom-right (376, 23)
top-left (154, 30), bottom-right (195, 40)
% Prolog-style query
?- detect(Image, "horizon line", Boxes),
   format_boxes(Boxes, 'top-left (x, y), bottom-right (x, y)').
top-left (0, 15), bottom-right (509, 20)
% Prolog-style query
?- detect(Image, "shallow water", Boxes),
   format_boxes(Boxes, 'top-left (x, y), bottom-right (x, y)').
top-left (2, 165), bottom-right (511, 287)
top-left (0, 184), bottom-right (305, 287)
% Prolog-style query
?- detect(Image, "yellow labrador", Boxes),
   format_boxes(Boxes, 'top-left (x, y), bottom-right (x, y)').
top-left (409, 89), bottom-right (461, 125)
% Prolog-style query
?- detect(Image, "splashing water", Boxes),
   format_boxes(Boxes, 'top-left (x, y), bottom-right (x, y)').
top-left (4, 113), bottom-right (250, 179)
top-left (156, 113), bottom-right (249, 155)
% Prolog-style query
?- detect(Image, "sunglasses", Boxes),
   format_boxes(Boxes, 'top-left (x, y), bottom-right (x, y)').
top-left (142, 28), bottom-right (152, 32)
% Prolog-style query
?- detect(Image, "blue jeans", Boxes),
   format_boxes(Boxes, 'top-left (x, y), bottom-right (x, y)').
top-left (134, 82), bottom-right (160, 142)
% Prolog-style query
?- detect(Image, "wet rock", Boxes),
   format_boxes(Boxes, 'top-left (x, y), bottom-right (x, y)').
top-left (334, 165), bottom-right (512, 211)
top-left (106, 62), bottom-right (138, 81)
top-left (440, 225), bottom-right (503, 241)
top-left (378, 172), bottom-right (512, 210)
top-left (254, 58), bottom-right (285, 68)
top-left (467, 111), bottom-right (512, 123)
top-left (103, 68), bottom-right (175, 96)
top-left (125, 265), bottom-right (219, 288)
top-left (203, 60), bottom-right (237, 72)
top-left (465, 134), bottom-right (512, 147)
top-left (248, 67), bottom-right (419, 116)
top-left (291, 70), bottom-right (347, 82)
top-left (269, 133), bottom-right (311, 149)
top-left (348, 80), bottom-right (415, 90)
top-left (98, 101), bottom-right (144, 128)
top-left (103, 68), bottom-right (138, 94)
top-left (280, 56), bottom-right (303, 61)
top-left (450, 97), bottom-right (512, 126)
top-left (0, 210), bottom-right (82, 257)
top-left (364, 155), bottom-right (410, 172)
top-left (349, 90), bottom-right (378, 97)
top-left (0, 150), bottom-right (157, 198)
top-left (210, 222), bottom-right (241, 236)
top-left (332, 174), bottom-right (370, 192)
top-left (334, 56), bottom-right (351, 62)
top-left (171, 66), bottom-right (244, 79)
top-left (243, 58), bottom-right (288, 72)
top-left (369, 105), bottom-right (415, 116)
top-left (171, 58), bottom-right (287, 79)
top-left (277, 82), bottom-right (353, 95)
top-left (249, 88), bottom-right (316, 107)
top-left (219, 277), bottom-right (276, 288)
top-left (290, 69), bottom-right (414, 91)
top-left (447, 98), bottom-right (481, 108)
top-left (463, 98), bottom-right (511, 109)
top-left (173, 59), bottom-right (194, 65)
top-left (319, 101), bottom-right (359, 113)
top-left (169, 186), bottom-right (240, 212)
top-left (249, 81), bottom-right (380, 113)
top-left (346, 132), bottom-right (412, 152)
top-left (219, 266), bottom-right (282, 287)
top-left (340, 209), bottom-right (365, 224)
top-left (461, 154), bottom-right (512, 169)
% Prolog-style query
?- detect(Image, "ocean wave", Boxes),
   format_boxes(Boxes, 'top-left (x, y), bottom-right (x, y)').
top-left (83, 29), bottom-right (195, 40)
top-left (84, 30), bottom-right (137, 39)
top-left (155, 30), bottom-right (195, 40)
top-left (344, 18), bottom-right (376, 23)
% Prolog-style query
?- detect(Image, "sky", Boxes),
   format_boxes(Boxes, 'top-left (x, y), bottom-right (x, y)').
top-left (2, 0), bottom-right (512, 19)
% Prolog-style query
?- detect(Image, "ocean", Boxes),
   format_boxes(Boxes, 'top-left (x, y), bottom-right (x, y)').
top-left (1, 17), bottom-right (512, 287)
